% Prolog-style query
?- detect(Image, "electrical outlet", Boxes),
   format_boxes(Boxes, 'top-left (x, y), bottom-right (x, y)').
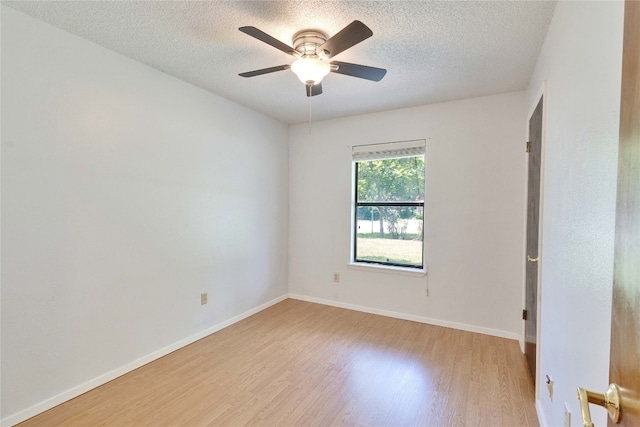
top-left (333, 272), bottom-right (340, 283)
top-left (201, 292), bottom-right (208, 305)
top-left (564, 402), bottom-right (571, 427)
top-left (546, 375), bottom-right (554, 401)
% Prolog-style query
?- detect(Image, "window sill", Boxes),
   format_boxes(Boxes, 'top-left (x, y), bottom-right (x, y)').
top-left (348, 262), bottom-right (427, 277)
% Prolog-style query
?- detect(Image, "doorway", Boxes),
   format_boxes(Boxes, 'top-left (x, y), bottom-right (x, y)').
top-left (525, 96), bottom-right (543, 382)
top-left (576, 3), bottom-right (640, 424)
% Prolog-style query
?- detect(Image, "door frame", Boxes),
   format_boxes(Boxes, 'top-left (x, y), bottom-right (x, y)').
top-left (522, 80), bottom-right (548, 401)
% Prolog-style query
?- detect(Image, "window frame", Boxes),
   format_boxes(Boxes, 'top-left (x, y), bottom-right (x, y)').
top-left (350, 140), bottom-right (426, 272)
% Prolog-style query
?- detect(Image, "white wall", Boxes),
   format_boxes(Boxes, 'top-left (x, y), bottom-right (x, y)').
top-left (527, 2), bottom-right (623, 426)
top-left (1, 6), bottom-right (289, 423)
top-left (289, 91), bottom-right (527, 340)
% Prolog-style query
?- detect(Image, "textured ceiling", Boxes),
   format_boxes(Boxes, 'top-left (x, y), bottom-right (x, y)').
top-left (3, 1), bottom-right (557, 124)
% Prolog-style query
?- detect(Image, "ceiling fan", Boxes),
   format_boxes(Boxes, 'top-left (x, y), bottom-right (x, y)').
top-left (238, 20), bottom-right (387, 97)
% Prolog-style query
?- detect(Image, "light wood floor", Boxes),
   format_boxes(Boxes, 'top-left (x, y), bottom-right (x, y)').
top-left (19, 299), bottom-right (539, 426)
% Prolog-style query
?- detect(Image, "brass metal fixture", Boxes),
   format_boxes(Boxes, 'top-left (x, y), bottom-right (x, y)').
top-left (576, 383), bottom-right (620, 427)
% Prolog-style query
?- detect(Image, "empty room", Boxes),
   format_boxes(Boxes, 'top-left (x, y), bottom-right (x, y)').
top-left (2, 1), bottom-right (639, 426)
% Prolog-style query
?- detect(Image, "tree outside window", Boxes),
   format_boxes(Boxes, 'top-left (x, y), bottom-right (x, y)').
top-left (354, 155), bottom-right (424, 269)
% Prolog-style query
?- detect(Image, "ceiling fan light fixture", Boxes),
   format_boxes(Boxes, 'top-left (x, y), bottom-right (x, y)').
top-left (239, 21), bottom-right (386, 96)
top-left (291, 57), bottom-right (330, 85)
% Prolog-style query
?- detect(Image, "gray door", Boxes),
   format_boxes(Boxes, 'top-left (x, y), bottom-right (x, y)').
top-left (525, 97), bottom-right (543, 381)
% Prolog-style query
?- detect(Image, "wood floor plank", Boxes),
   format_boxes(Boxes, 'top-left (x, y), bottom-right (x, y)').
top-left (18, 299), bottom-right (538, 426)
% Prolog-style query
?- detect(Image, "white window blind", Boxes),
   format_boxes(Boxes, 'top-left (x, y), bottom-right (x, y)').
top-left (352, 139), bottom-right (425, 161)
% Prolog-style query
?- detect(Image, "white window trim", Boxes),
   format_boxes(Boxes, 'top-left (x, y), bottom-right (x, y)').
top-left (350, 139), bottom-right (427, 273)
top-left (348, 261), bottom-right (427, 277)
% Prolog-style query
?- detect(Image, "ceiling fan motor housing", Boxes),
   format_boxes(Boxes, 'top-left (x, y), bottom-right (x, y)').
top-left (292, 30), bottom-right (328, 58)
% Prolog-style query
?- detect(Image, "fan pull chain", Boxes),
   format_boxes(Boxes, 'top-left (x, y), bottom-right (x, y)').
top-left (308, 85), bottom-right (313, 132)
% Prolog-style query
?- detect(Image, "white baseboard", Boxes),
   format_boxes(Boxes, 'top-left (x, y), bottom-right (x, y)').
top-left (288, 293), bottom-right (521, 342)
top-left (1, 294), bottom-right (288, 427)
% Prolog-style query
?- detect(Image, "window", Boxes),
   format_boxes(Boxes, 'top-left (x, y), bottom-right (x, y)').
top-left (352, 140), bottom-right (425, 269)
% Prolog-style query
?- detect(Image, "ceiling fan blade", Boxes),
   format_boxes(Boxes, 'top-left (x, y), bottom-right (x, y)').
top-left (306, 82), bottom-right (323, 97)
top-left (330, 61), bottom-right (386, 82)
top-left (239, 26), bottom-right (298, 57)
top-left (239, 64), bottom-right (290, 78)
top-left (318, 20), bottom-right (373, 59)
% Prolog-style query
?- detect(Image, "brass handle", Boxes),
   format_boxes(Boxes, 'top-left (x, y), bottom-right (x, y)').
top-left (577, 383), bottom-right (620, 427)
top-left (527, 255), bottom-right (539, 263)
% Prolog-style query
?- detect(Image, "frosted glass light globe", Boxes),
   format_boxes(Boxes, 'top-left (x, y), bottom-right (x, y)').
top-left (291, 57), bottom-right (331, 85)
